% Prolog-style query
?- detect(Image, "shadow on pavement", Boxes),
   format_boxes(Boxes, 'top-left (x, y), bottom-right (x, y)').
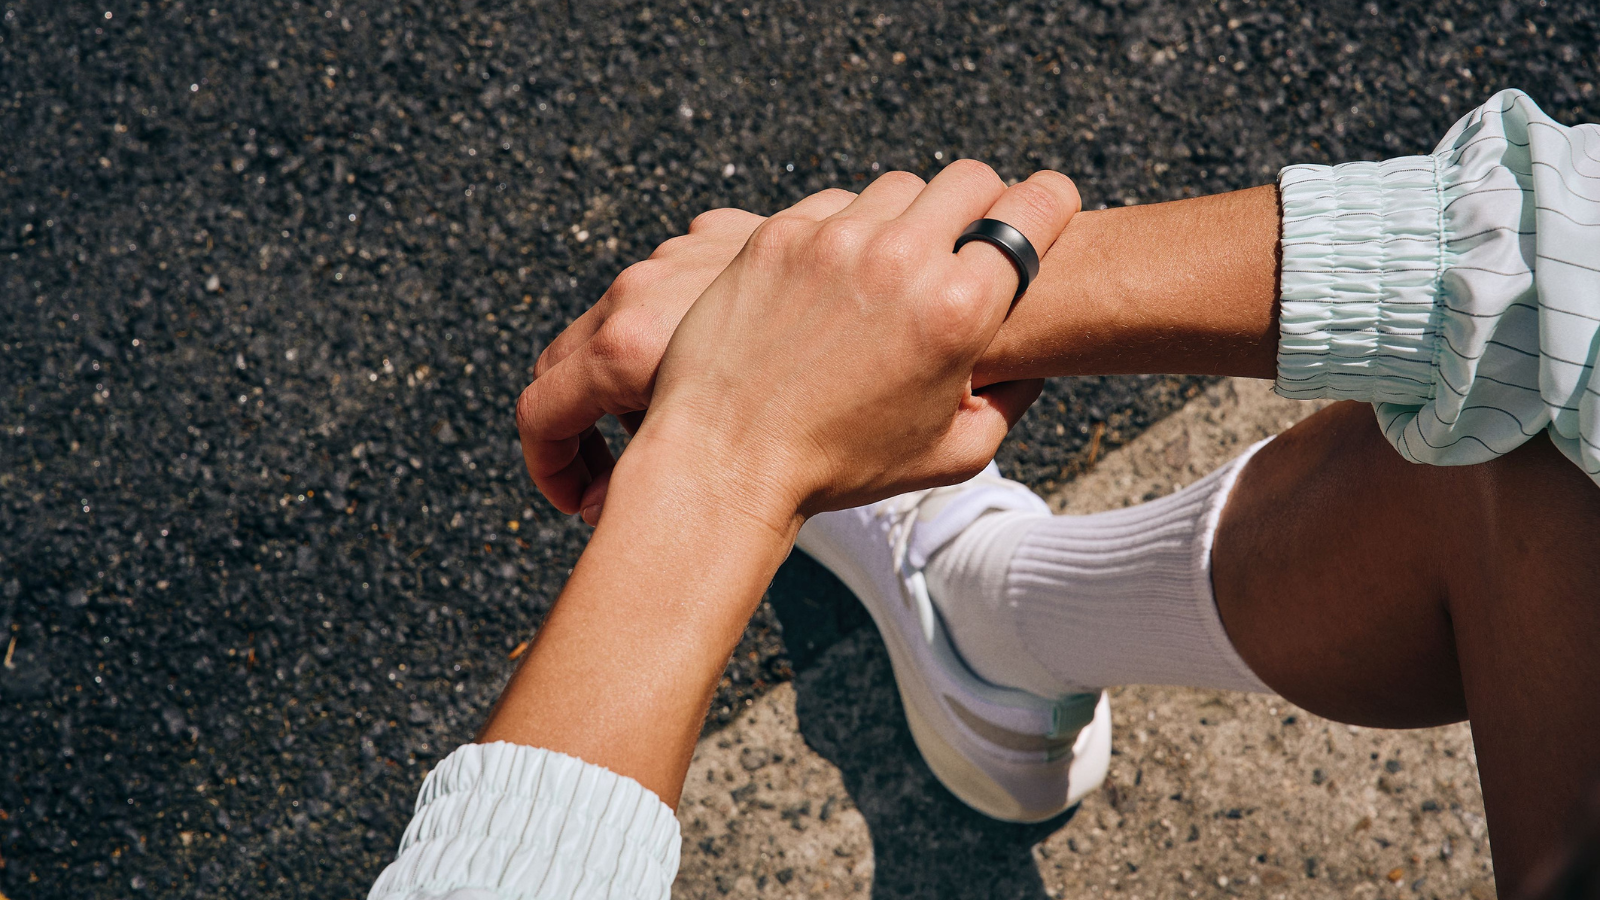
top-left (768, 553), bottom-right (1072, 900)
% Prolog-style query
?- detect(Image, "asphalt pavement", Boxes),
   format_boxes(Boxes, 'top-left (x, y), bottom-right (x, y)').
top-left (1, 0), bottom-right (1595, 896)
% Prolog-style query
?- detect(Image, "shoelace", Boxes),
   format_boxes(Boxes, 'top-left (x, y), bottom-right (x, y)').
top-left (870, 490), bottom-right (928, 580)
top-left (871, 477), bottom-right (1102, 727)
top-left (869, 470), bottom-right (1021, 578)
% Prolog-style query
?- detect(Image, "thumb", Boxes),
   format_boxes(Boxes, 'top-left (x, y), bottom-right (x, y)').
top-left (938, 378), bottom-right (1045, 476)
top-left (974, 378), bottom-right (1044, 429)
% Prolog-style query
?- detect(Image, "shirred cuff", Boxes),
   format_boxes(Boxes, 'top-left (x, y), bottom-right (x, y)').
top-left (368, 742), bottom-right (681, 900)
top-left (1274, 157), bottom-right (1445, 406)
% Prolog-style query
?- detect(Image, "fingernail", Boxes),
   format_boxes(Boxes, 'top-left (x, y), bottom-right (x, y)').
top-left (581, 504), bottom-right (601, 526)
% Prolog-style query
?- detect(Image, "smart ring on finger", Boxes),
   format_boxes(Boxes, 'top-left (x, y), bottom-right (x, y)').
top-left (953, 218), bottom-right (1041, 301)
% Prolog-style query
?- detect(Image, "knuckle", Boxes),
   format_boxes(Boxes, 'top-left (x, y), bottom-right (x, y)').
top-left (947, 158), bottom-right (1001, 186)
top-left (587, 324), bottom-right (630, 366)
top-left (810, 217), bottom-right (871, 264)
top-left (1030, 170), bottom-right (1081, 212)
top-left (589, 310), bottom-right (655, 366)
top-left (514, 383), bottom-right (543, 433)
top-left (534, 344), bottom-right (557, 378)
top-left (808, 187), bottom-right (858, 207)
top-left (748, 214), bottom-right (810, 253)
top-left (647, 235), bottom-right (691, 259)
top-left (1006, 180), bottom-right (1065, 228)
top-left (538, 308), bottom-right (600, 377)
top-left (874, 170), bottom-right (926, 192)
top-left (689, 207), bottom-right (747, 233)
top-left (607, 260), bottom-right (654, 298)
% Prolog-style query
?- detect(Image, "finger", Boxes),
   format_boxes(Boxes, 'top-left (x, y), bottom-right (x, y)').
top-left (896, 158), bottom-right (1008, 244)
top-left (531, 444), bottom-right (595, 517)
top-left (574, 425), bottom-right (625, 525)
top-left (537, 304), bottom-right (605, 378)
top-left (953, 170), bottom-right (1081, 311)
top-left (579, 474), bottom-right (611, 526)
top-left (774, 187), bottom-right (859, 221)
top-left (576, 429), bottom-right (615, 525)
top-left (515, 349), bottom-right (647, 513)
top-left (686, 206), bottom-right (765, 237)
top-left (539, 261), bottom-right (657, 378)
top-left (579, 410), bottom-right (647, 523)
top-left (832, 170), bottom-right (926, 221)
top-left (975, 377), bottom-right (1046, 429)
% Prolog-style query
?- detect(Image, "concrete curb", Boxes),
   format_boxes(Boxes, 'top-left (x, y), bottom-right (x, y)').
top-left (674, 380), bottom-right (1493, 899)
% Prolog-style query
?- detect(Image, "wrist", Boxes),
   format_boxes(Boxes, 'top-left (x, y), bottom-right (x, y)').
top-left (972, 189), bottom-right (1281, 384)
top-left (480, 411), bottom-right (803, 804)
top-left (610, 414), bottom-right (806, 548)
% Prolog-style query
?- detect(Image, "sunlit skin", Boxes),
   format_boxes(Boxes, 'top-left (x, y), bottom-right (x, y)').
top-left (484, 163), bottom-right (1079, 803)
top-left (496, 177), bottom-right (1598, 893)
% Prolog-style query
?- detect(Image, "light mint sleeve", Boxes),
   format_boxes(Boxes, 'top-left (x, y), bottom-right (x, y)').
top-left (367, 742), bottom-right (680, 900)
top-left (1275, 89), bottom-right (1600, 486)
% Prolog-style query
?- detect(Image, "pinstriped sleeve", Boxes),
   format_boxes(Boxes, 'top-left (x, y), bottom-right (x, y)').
top-left (1275, 89), bottom-right (1600, 486)
top-left (367, 742), bottom-right (681, 900)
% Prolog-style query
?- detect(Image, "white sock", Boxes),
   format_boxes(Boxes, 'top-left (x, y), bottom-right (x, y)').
top-left (924, 439), bottom-right (1274, 696)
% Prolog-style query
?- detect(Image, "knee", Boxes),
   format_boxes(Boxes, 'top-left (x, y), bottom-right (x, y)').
top-left (1457, 433), bottom-right (1600, 600)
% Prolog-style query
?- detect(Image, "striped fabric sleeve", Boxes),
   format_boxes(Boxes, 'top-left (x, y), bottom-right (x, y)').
top-left (1275, 89), bottom-right (1600, 486)
top-left (366, 742), bottom-right (681, 900)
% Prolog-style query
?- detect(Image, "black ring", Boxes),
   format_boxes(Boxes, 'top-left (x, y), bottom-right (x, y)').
top-left (953, 218), bottom-right (1040, 301)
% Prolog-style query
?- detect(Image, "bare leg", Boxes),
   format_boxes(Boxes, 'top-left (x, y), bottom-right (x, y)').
top-left (1214, 401), bottom-right (1600, 890)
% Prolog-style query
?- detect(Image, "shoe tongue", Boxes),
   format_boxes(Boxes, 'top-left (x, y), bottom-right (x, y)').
top-left (905, 472), bottom-right (1050, 570)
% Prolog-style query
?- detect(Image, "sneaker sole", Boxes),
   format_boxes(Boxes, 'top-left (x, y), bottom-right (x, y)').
top-left (798, 524), bottom-right (1112, 823)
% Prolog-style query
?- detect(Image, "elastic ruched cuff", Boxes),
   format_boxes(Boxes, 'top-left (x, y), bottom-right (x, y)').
top-left (1275, 156), bottom-right (1445, 406)
top-left (368, 742), bottom-right (681, 900)
top-left (1275, 89), bottom-right (1600, 486)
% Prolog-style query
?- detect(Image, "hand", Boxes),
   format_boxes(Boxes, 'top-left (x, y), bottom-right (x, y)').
top-left (521, 161), bottom-right (1081, 525)
top-left (520, 192), bottom-right (856, 521)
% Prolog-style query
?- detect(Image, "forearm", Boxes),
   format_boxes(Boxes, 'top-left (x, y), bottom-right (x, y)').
top-left (477, 430), bottom-right (798, 807)
top-left (975, 184), bottom-right (1280, 385)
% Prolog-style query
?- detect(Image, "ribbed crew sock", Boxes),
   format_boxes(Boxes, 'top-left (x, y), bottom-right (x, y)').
top-left (924, 439), bottom-right (1274, 697)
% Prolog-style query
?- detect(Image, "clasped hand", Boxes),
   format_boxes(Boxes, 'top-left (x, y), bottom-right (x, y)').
top-left (516, 161), bottom-right (1080, 527)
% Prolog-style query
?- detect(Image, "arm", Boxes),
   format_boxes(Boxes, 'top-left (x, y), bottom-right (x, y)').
top-left (369, 162), bottom-right (1080, 900)
top-left (973, 184), bottom-right (1280, 384)
top-left (472, 440), bottom-right (795, 806)
top-left (995, 89), bottom-right (1600, 486)
top-left (364, 445), bottom-right (794, 900)
top-left (522, 185), bottom-right (1284, 521)
top-left (526, 87), bottom-right (1600, 518)
top-left (998, 90), bottom-right (1600, 488)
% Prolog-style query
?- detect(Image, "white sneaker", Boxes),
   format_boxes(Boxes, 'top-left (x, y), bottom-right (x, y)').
top-left (795, 464), bottom-right (1112, 823)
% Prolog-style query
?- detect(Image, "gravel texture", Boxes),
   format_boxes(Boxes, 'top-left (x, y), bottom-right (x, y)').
top-left (1, 0), bottom-right (1594, 896)
top-left (676, 668), bottom-right (1494, 900)
top-left (674, 380), bottom-right (1493, 900)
